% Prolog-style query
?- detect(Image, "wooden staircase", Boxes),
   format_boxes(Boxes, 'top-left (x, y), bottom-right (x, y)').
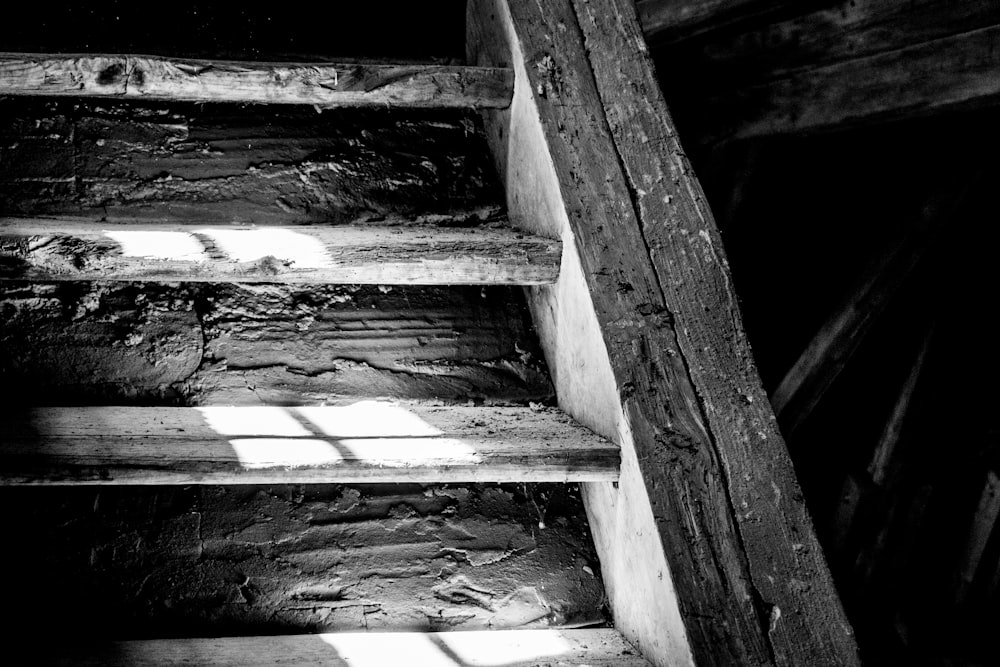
top-left (0, 2), bottom-right (863, 666)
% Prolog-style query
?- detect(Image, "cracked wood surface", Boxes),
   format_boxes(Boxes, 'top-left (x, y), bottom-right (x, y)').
top-left (0, 404), bottom-right (617, 485)
top-left (0, 220), bottom-right (561, 285)
top-left (17, 629), bottom-right (649, 666)
top-left (0, 54), bottom-right (513, 108)
top-left (468, 0), bottom-right (859, 665)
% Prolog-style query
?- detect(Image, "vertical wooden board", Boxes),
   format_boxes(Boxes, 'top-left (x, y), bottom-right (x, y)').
top-left (469, 1), bottom-right (790, 665)
top-left (568, 1), bottom-right (860, 665)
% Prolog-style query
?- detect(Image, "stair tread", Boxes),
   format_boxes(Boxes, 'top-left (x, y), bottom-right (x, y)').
top-left (15, 628), bottom-right (650, 666)
top-left (0, 403), bottom-right (618, 485)
top-left (0, 53), bottom-right (513, 109)
top-left (0, 220), bottom-right (560, 285)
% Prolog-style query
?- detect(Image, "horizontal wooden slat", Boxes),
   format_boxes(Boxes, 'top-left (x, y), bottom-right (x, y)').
top-left (15, 629), bottom-right (649, 666)
top-left (0, 220), bottom-right (561, 285)
top-left (0, 54), bottom-right (513, 108)
top-left (0, 403), bottom-right (618, 485)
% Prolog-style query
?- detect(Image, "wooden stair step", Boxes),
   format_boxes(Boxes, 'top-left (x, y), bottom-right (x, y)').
top-left (0, 53), bottom-right (513, 109)
top-left (14, 629), bottom-right (650, 666)
top-left (0, 403), bottom-right (618, 485)
top-left (0, 220), bottom-right (561, 285)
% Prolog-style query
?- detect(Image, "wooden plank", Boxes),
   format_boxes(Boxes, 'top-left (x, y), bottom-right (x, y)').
top-left (703, 22), bottom-right (1000, 140)
top-left (955, 470), bottom-right (1000, 605)
top-left (0, 54), bottom-right (513, 109)
top-left (0, 220), bottom-right (561, 285)
top-left (0, 403), bottom-right (618, 485)
top-left (16, 628), bottom-right (650, 666)
top-left (867, 323), bottom-right (935, 485)
top-left (691, 0), bottom-right (1000, 82)
top-left (469, 1), bottom-right (859, 665)
top-left (770, 187), bottom-right (956, 434)
top-left (636, 0), bottom-right (806, 45)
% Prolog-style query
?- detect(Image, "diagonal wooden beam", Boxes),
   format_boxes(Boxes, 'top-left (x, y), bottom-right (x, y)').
top-left (469, 0), bottom-right (860, 665)
top-left (703, 23), bottom-right (1000, 141)
top-left (770, 177), bottom-right (973, 435)
top-left (636, 0), bottom-right (810, 46)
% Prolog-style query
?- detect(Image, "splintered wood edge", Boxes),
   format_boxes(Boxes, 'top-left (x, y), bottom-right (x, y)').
top-left (0, 53), bottom-right (514, 108)
top-left (0, 221), bottom-right (561, 285)
top-left (0, 405), bottom-right (619, 485)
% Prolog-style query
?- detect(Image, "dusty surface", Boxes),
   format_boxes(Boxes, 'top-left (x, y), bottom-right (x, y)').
top-left (0, 93), bottom-right (606, 646)
top-left (0, 99), bottom-right (502, 225)
top-left (0, 283), bottom-right (552, 406)
top-left (0, 482), bottom-right (607, 640)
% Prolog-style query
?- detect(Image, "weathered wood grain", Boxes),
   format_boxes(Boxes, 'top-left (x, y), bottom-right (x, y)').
top-left (636, 0), bottom-right (805, 45)
top-left (470, 0), bottom-right (860, 665)
top-left (0, 54), bottom-right (513, 108)
top-left (693, 0), bottom-right (1000, 82)
top-left (0, 220), bottom-right (561, 285)
top-left (571, 1), bottom-right (860, 665)
top-left (0, 404), bottom-right (618, 485)
top-left (18, 629), bottom-right (650, 666)
top-left (702, 22), bottom-right (1000, 140)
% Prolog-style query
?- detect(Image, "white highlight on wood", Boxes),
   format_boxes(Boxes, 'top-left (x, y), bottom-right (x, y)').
top-left (21, 628), bottom-right (651, 666)
top-left (0, 403), bottom-right (619, 485)
top-left (104, 230), bottom-right (207, 262)
top-left (0, 220), bottom-right (562, 285)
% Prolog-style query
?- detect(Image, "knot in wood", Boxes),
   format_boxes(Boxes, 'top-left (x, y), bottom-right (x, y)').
top-left (97, 63), bottom-right (125, 86)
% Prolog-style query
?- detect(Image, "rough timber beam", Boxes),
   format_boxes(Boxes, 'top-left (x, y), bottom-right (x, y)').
top-left (0, 219), bottom-right (561, 285)
top-left (665, 1), bottom-right (1000, 141)
top-left (0, 54), bottom-right (513, 108)
top-left (0, 405), bottom-right (618, 486)
top-left (706, 23), bottom-right (1000, 140)
top-left (468, 1), bottom-right (860, 665)
top-left (636, 0), bottom-right (805, 45)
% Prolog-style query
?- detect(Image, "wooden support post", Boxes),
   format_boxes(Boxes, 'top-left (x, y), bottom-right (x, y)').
top-left (468, 1), bottom-right (860, 665)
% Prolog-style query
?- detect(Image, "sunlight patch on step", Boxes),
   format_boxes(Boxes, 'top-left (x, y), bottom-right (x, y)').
top-left (318, 630), bottom-right (574, 666)
top-left (227, 438), bottom-right (343, 468)
top-left (196, 406), bottom-right (312, 437)
top-left (104, 230), bottom-right (206, 261)
top-left (197, 228), bottom-right (331, 268)
top-left (296, 402), bottom-right (444, 438)
top-left (196, 402), bottom-right (478, 468)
